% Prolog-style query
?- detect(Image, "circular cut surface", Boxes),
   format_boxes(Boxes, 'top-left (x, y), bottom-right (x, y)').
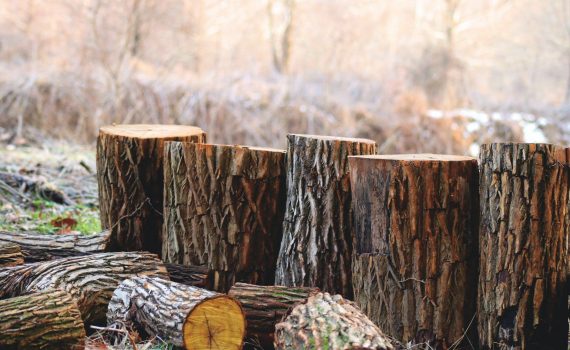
top-left (352, 154), bottom-right (474, 162)
top-left (100, 124), bottom-right (204, 139)
top-left (289, 133), bottom-right (376, 144)
top-left (183, 296), bottom-right (245, 350)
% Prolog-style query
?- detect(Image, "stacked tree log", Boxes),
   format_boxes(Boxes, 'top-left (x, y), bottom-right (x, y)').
top-left (350, 154), bottom-right (479, 348)
top-left (0, 242), bottom-right (24, 267)
top-left (162, 142), bottom-right (286, 292)
top-left (478, 143), bottom-right (568, 349)
top-left (275, 134), bottom-right (377, 298)
top-left (97, 124), bottom-right (206, 253)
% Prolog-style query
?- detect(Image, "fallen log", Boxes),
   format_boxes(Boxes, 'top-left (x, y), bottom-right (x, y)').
top-left (163, 142), bottom-right (286, 292)
top-left (478, 143), bottom-right (568, 349)
top-left (0, 230), bottom-right (111, 262)
top-left (164, 263), bottom-right (209, 288)
top-left (97, 124), bottom-right (206, 253)
top-left (0, 171), bottom-right (71, 205)
top-left (107, 276), bottom-right (245, 349)
top-left (0, 242), bottom-right (24, 267)
top-left (228, 282), bottom-right (319, 349)
top-left (274, 292), bottom-right (394, 350)
top-left (0, 252), bottom-right (169, 325)
top-left (275, 134), bottom-right (377, 297)
top-left (0, 290), bottom-right (86, 350)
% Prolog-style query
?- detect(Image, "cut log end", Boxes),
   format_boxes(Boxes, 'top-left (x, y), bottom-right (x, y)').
top-left (99, 124), bottom-right (205, 139)
top-left (183, 296), bottom-right (245, 350)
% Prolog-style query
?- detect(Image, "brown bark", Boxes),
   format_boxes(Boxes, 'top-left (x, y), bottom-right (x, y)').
top-left (107, 276), bottom-right (245, 349)
top-left (0, 290), bottom-right (86, 350)
top-left (275, 134), bottom-right (377, 297)
top-left (274, 292), bottom-right (394, 350)
top-left (162, 142), bottom-right (286, 292)
top-left (97, 124), bottom-right (206, 253)
top-left (350, 154), bottom-right (479, 349)
top-left (164, 263), bottom-right (209, 288)
top-left (0, 171), bottom-right (71, 204)
top-left (0, 230), bottom-right (111, 262)
top-left (0, 242), bottom-right (24, 267)
top-left (0, 252), bottom-right (168, 326)
top-left (478, 143), bottom-right (568, 350)
top-left (228, 282), bottom-right (319, 348)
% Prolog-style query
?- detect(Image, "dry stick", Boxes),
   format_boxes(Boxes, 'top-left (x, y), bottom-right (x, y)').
top-left (90, 325), bottom-right (139, 350)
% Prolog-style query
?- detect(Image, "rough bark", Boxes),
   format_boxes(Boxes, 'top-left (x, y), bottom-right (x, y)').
top-left (0, 290), bottom-right (86, 350)
top-left (275, 134), bottom-right (377, 298)
top-left (228, 282), bottom-right (319, 348)
top-left (97, 124), bottom-right (206, 253)
top-left (0, 242), bottom-right (24, 267)
top-left (274, 292), bottom-right (394, 350)
top-left (559, 147), bottom-right (570, 287)
top-left (163, 142), bottom-right (286, 292)
top-left (165, 263), bottom-right (209, 288)
top-left (107, 276), bottom-right (245, 349)
top-left (350, 154), bottom-right (479, 349)
top-left (0, 230), bottom-right (111, 262)
top-left (0, 252), bottom-right (169, 326)
top-left (478, 143), bottom-right (568, 350)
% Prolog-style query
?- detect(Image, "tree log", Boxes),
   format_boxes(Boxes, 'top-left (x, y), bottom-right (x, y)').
top-left (349, 154), bottom-right (479, 348)
top-left (275, 134), bottom-right (377, 298)
top-left (0, 252), bottom-right (169, 326)
top-left (165, 263), bottom-right (209, 288)
top-left (0, 230), bottom-right (111, 262)
top-left (0, 290), bottom-right (86, 350)
top-left (478, 143), bottom-right (568, 349)
top-left (274, 292), bottom-right (394, 350)
top-left (162, 142), bottom-right (286, 292)
top-left (0, 242), bottom-right (24, 267)
top-left (228, 282), bottom-right (319, 348)
top-left (97, 124), bottom-right (206, 253)
top-left (107, 276), bottom-right (245, 349)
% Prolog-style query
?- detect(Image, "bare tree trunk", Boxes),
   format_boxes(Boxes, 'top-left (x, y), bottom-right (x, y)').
top-left (0, 242), bottom-right (24, 267)
top-left (350, 154), bottom-right (479, 348)
top-left (0, 290), bottom-right (86, 350)
top-left (107, 276), bottom-right (245, 349)
top-left (0, 230), bottom-right (111, 262)
top-left (228, 282), bottom-right (319, 348)
top-left (275, 292), bottom-right (394, 350)
top-left (0, 252), bottom-right (169, 325)
top-left (162, 142), bottom-right (286, 292)
top-left (275, 134), bottom-right (377, 297)
top-left (267, 0), bottom-right (295, 73)
top-left (97, 124), bottom-right (206, 253)
top-left (478, 143), bottom-right (568, 349)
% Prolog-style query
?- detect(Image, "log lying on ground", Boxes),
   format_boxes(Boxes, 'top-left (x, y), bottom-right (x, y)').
top-left (165, 263), bottom-right (209, 288)
top-left (0, 252), bottom-right (169, 325)
top-left (349, 154), bottom-right (479, 348)
top-left (163, 142), bottom-right (286, 292)
top-left (0, 242), bottom-right (24, 267)
top-left (107, 276), bottom-right (245, 349)
top-left (0, 230), bottom-right (111, 262)
top-left (97, 124), bottom-right (206, 253)
top-left (228, 282), bottom-right (319, 348)
top-left (275, 134), bottom-right (377, 297)
top-left (478, 143), bottom-right (568, 349)
top-left (275, 292), bottom-right (394, 350)
top-left (0, 171), bottom-right (71, 204)
top-left (0, 290), bottom-right (86, 350)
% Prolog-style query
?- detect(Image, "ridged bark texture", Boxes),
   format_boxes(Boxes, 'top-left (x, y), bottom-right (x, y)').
top-left (0, 242), bottom-right (24, 267)
top-left (274, 292), bottom-right (394, 350)
top-left (165, 263), bottom-right (209, 288)
top-left (350, 154), bottom-right (479, 349)
top-left (478, 143), bottom-right (568, 350)
top-left (0, 252), bottom-right (168, 325)
top-left (0, 230), bottom-right (111, 262)
top-left (163, 142), bottom-right (286, 292)
top-left (107, 276), bottom-right (246, 349)
top-left (228, 282), bottom-right (319, 348)
top-left (0, 290), bottom-right (86, 350)
top-left (275, 134), bottom-right (377, 297)
top-left (97, 124), bottom-right (206, 253)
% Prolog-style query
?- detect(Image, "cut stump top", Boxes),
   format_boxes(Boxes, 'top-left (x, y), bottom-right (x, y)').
top-left (288, 133), bottom-right (376, 144)
top-left (100, 124), bottom-right (205, 139)
top-left (350, 153), bottom-right (475, 162)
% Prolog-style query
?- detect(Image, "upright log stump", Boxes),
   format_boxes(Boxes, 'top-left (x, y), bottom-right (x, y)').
top-left (97, 124), bottom-right (206, 253)
top-left (162, 142), bottom-right (286, 292)
top-left (275, 134), bottom-right (377, 297)
top-left (478, 143), bottom-right (568, 349)
top-left (350, 154), bottom-right (479, 348)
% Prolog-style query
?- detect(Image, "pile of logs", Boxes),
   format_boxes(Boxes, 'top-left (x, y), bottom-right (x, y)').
top-left (0, 124), bottom-right (567, 350)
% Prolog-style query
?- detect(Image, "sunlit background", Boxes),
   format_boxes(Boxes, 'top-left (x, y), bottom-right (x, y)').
top-left (0, 0), bottom-right (568, 155)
